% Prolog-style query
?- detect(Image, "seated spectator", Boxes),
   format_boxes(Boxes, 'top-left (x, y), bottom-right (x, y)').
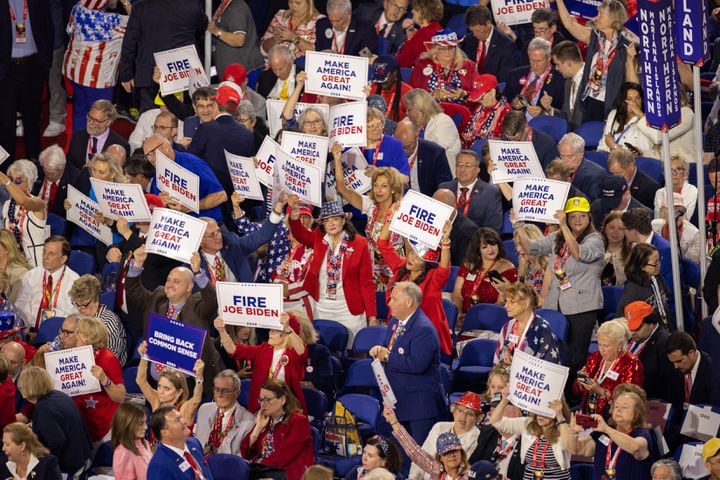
top-left (438, 150), bottom-right (503, 231)
top-left (195, 369), bottom-right (255, 456)
top-left (182, 87), bottom-right (217, 139)
top-left (236, 101), bottom-right (267, 152)
top-left (461, 74), bottom-right (510, 149)
top-left (315, 0), bottom-right (377, 55)
top-left (500, 110), bottom-right (558, 168)
top-left (495, 282), bottom-right (560, 365)
top-left (617, 244), bottom-right (671, 326)
top-left (554, 0), bottom-right (629, 121)
top-left (394, 119), bottom-right (452, 196)
top-left (452, 228), bottom-right (517, 315)
top-left (34, 145), bottom-right (80, 218)
top-left (67, 100), bottom-right (130, 170)
top-left (590, 174), bottom-right (652, 229)
top-left (504, 38), bottom-right (564, 120)
top-left (347, 435), bottom-right (402, 480)
top-left (0, 160), bottom-right (47, 268)
top-left (128, 106), bottom-right (186, 153)
top-left (557, 133), bottom-right (608, 201)
top-left (208, 0), bottom-right (264, 77)
top-left (461, 5), bottom-right (518, 79)
top-left (136, 341), bottom-right (204, 427)
top-left (73, 316), bottom-right (125, 444)
top-left (258, 45), bottom-right (302, 101)
top-left (394, 0), bottom-right (443, 68)
top-left (68, 274), bottom-right (127, 365)
top-left (368, 95), bottom-right (399, 136)
top-left (409, 30), bottom-right (478, 108)
top-left (370, 56), bottom-right (412, 121)
top-left (513, 224), bottom-right (548, 299)
top-left (354, 0), bottom-right (409, 55)
top-left (606, 147), bottom-right (659, 210)
top-left (15, 236), bottom-right (79, 330)
top-left (111, 402), bottom-right (152, 480)
top-left (666, 331), bottom-right (716, 406)
top-left (0, 423), bottom-right (62, 479)
top-left (653, 154), bottom-right (697, 221)
top-left (0, 229), bottom-right (29, 304)
top-left (16, 366), bottom-right (92, 478)
top-left (0, 356), bottom-right (13, 429)
top-left (601, 212), bottom-right (631, 286)
top-left (569, 386), bottom-right (653, 480)
top-left (215, 312), bottom-right (307, 413)
top-left (598, 83), bottom-right (657, 159)
top-left (365, 108), bottom-right (410, 182)
top-left (262, 0), bottom-right (323, 58)
top-left (490, 395), bottom-right (572, 480)
top-left (575, 320), bottom-right (644, 416)
top-left (546, 41), bottom-right (585, 130)
top-left (404, 89), bottom-right (461, 168)
top-left (240, 379), bottom-right (314, 480)
top-left (651, 193), bottom-right (701, 263)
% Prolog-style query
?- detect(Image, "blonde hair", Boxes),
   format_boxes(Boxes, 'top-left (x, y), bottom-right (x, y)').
top-left (513, 224), bottom-right (548, 280)
top-left (17, 366), bottom-right (55, 401)
top-left (302, 465), bottom-right (333, 480)
top-left (597, 319), bottom-right (630, 349)
top-left (367, 107), bottom-right (387, 127)
top-left (283, 0), bottom-right (319, 24)
top-left (76, 315), bottom-right (109, 350)
top-left (69, 274), bottom-right (102, 304)
top-left (423, 45), bottom-right (466, 69)
top-left (3, 423), bottom-right (49, 458)
top-left (92, 153), bottom-right (127, 183)
top-left (0, 229), bottom-right (29, 270)
top-left (292, 310), bottom-right (319, 345)
top-left (403, 89), bottom-right (442, 124)
top-left (368, 167), bottom-right (403, 204)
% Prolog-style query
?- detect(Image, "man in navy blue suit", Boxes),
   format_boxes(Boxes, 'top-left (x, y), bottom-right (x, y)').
top-left (315, 0), bottom-right (378, 56)
top-left (369, 282), bottom-right (444, 446)
top-left (461, 5), bottom-right (518, 80)
top-left (148, 406), bottom-right (214, 480)
top-left (500, 110), bottom-right (558, 169)
top-left (558, 132), bottom-right (608, 202)
top-left (394, 119), bottom-right (452, 196)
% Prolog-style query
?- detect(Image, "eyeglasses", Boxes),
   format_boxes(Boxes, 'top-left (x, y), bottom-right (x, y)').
top-left (670, 168), bottom-right (686, 175)
top-left (533, 26), bottom-right (550, 35)
top-left (436, 45), bottom-right (455, 52)
top-left (72, 299), bottom-right (93, 309)
top-left (87, 114), bottom-right (110, 125)
top-left (367, 122), bottom-right (384, 130)
top-left (204, 230), bottom-right (222, 238)
top-left (58, 327), bottom-right (77, 337)
top-left (153, 124), bottom-right (173, 132)
top-left (213, 387), bottom-right (239, 395)
top-left (455, 163), bottom-right (477, 169)
top-left (303, 119), bottom-right (324, 126)
top-left (645, 262), bottom-right (660, 268)
top-left (258, 396), bottom-right (278, 404)
top-left (386, 0), bottom-right (408, 11)
top-left (7, 177), bottom-right (24, 185)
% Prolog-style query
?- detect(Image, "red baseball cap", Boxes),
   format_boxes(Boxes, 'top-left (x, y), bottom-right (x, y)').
top-left (216, 82), bottom-right (242, 110)
top-left (222, 64), bottom-right (248, 86)
top-left (468, 74), bottom-right (498, 102)
top-left (144, 194), bottom-right (164, 213)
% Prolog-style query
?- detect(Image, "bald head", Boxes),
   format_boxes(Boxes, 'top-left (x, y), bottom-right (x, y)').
top-left (433, 189), bottom-right (456, 208)
top-left (105, 144), bottom-right (127, 168)
top-left (394, 119), bottom-right (418, 154)
top-left (142, 134), bottom-right (173, 165)
top-left (1, 341), bottom-right (25, 377)
top-left (164, 267), bottom-right (195, 304)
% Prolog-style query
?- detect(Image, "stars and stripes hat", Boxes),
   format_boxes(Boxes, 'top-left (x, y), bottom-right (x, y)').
top-left (424, 29), bottom-right (463, 49)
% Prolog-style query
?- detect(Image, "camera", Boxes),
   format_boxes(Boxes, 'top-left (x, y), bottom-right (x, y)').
top-left (575, 413), bottom-right (598, 429)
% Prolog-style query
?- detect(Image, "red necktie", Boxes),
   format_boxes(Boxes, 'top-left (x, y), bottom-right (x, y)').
top-left (206, 409), bottom-right (225, 454)
top-left (213, 255), bottom-right (226, 284)
top-left (524, 76), bottom-right (540, 103)
top-left (48, 182), bottom-right (58, 210)
top-left (477, 41), bottom-right (486, 73)
top-left (684, 372), bottom-right (692, 403)
top-left (36, 273), bottom-right (53, 328)
top-left (167, 304), bottom-right (177, 319)
top-left (457, 187), bottom-right (469, 215)
top-left (183, 451), bottom-right (203, 479)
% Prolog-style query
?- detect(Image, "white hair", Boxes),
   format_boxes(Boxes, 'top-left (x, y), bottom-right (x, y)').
top-left (268, 44), bottom-right (294, 63)
top-left (327, 0), bottom-right (351, 14)
top-left (559, 132), bottom-right (585, 153)
top-left (8, 159), bottom-right (39, 187)
top-left (39, 144), bottom-right (67, 170)
top-left (597, 319), bottom-right (630, 348)
top-left (528, 37), bottom-right (552, 57)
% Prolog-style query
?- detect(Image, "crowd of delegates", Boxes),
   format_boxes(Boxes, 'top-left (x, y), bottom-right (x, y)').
top-left (3, 0), bottom-right (720, 477)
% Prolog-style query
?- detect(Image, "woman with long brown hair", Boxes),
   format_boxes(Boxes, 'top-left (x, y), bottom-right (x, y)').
top-left (111, 402), bottom-right (152, 480)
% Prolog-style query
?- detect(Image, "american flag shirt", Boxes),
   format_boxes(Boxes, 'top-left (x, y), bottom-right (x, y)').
top-left (62, 4), bottom-right (128, 88)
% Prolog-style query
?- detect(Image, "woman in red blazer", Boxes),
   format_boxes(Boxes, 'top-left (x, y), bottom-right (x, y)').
top-left (241, 379), bottom-right (314, 480)
top-left (289, 198), bottom-right (377, 346)
top-left (395, 0), bottom-right (443, 68)
top-left (377, 209), bottom-right (453, 356)
top-left (215, 312), bottom-right (307, 414)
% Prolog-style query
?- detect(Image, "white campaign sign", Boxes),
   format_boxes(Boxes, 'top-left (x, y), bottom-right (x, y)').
top-left (508, 349), bottom-right (569, 418)
top-left (489, 139), bottom-right (545, 184)
top-left (90, 178), bottom-right (152, 222)
top-left (490, 0), bottom-right (550, 26)
top-left (275, 148), bottom-right (323, 207)
top-left (281, 131), bottom-right (329, 171)
top-left (66, 185), bottom-right (114, 245)
top-left (225, 151), bottom-right (263, 201)
top-left (44, 345), bottom-right (101, 397)
top-left (678, 443), bottom-right (710, 479)
top-left (681, 404), bottom-right (720, 441)
top-left (304, 51), bottom-right (369, 101)
top-left (329, 101), bottom-right (367, 147)
top-left (145, 208), bottom-right (207, 263)
top-left (371, 358), bottom-right (397, 407)
top-left (0, 145), bottom-right (8, 166)
top-left (389, 190), bottom-right (454, 249)
top-left (155, 151), bottom-right (200, 213)
top-left (325, 148), bottom-right (372, 196)
top-left (512, 177), bottom-right (571, 225)
top-left (266, 100), bottom-right (329, 138)
top-left (216, 282), bottom-right (284, 329)
top-left (255, 136), bottom-right (280, 187)
top-left (153, 45), bottom-right (208, 96)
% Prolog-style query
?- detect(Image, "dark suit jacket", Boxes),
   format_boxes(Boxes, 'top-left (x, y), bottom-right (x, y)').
top-left (147, 438), bottom-right (213, 480)
top-left (67, 129), bottom-right (131, 170)
top-left (635, 326), bottom-right (677, 403)
top-left (571, 159), bottom-right (608, 202)
top-left (437, 179), bottom-right (503, 231)
top-left (550, 76), bottom-right (584, 131)
top-left (503, 65), bottom-right (565, 112)
top-left (461, 28), bottom-right (518, 80)
top-left (416, 139), bottom-right (452, 196)
top-left (450, 214), bottom-right (478, 267)
top-left (187, 114), bottom-right (254, 194)
top-left (531, 127), bottom-right (559, 169)
top-left (32, 163), bottom-right (80, 217)
top-left (590, 197), bottom-right (652, 229)
top-left (384, 308), bottom-right (444, 422)
top-left (199, 221), bottom-right (280, 283)
top-left (0, 0), bottom-right (53, 78)
top-left (125, 270), bottom-right (221, 395)
top-left (353, 1), bottom-right (406, 54)
top-left (690, 352), bottom-right (716, 406)
top-left (119, 0), bottom-right (207, 88)
top-left (650, 232), bottom-right (676, 317)
top-left (0, 453), bottom-right (62, 480)
top-left (256, 65), bottom-right (305, 99)
top-left (578, 30), bottom-right (628, 118)
top-left (314, 16), bottom-right (378, 56)
top-left (631, 170), bottom-right (660, 210)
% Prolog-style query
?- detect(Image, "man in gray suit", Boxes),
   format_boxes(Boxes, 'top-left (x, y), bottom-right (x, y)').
top-left (195, 370), bottom-right (255, 456)
top-left (542, 41), bottom-right (585, 130)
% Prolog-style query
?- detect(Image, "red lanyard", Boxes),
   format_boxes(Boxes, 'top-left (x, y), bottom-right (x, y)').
top-left (43, 267), bottom-right (65, 311)
top-left (506, 315), bottom-right (532, 354)
top-left (604, 439), bottom-right (622, 472)
top-left (553, 244), bottom-right (571, 272)
top-left (363, 135), bottom-right (384, 166)
top-left (532, 437), bottom-right (550, 470)
top-left (332, 31), bottom-right (345, 54)
top-left (212, 0), bottom-right (232, 22)
top-left (595, 357), bottom-right (619, 385)
top-left (270, 349), bottom-right (288, 379)
top-left (408, 144), bottom-right (419, 171)
top-left (8, 0), bottom-right (28, 26)
top-left (435, 63), bottom-right (454, 89)
top-left (470, 260), bottom-right (496, 298)
top-left (520, 66), bottom-right (551, 99)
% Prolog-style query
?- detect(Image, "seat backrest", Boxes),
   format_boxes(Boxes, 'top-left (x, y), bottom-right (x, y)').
top-left (238, 378), bottom-right (252, 407)
top-left (444, 265), bottom-right (460, 293)
top-left (635, 157), bottom-right (663, 183)
top-left (302, 386), bottom-right (328, 420)
top-left (682, 259), bottom-right (700, 290)
top-left (400, 67), bottom-right (412, 83)
top-left (585, 150), bottom-right (609, 170)
top-left (439, 102), bottom-right (472, 133)
top-left (207, 454), bottom-right (250, 480)
top-left (313, 319), bottom-right (349, 353)
top-left (528, 116), bottom-right (569, 142)
top-left (462, 304), bottom-right (509, 333)
top-left (575, 121), bottom-right (605, 149)
top-left (376, 291), bottom-right (389, 322)
top-left (68, 250), bottom-right (97, 276)
top-left (35, 316), bottom-right (65, 345)
top-left (456, 338), bottom-right (498, 368)
top-left (442, 299), bottom-right (458, 332)
top-left (123, 366), bottom-right (141, 394)
top-left (351, 326), bottom-right (387, 356)
top-left (601, 285), bottom-right (624, 318)
top-left (46, 213), bottom-right (66, 237)
top-left (536, 309), bottom-right (569, 342)
top-left (503, 239), bottom-right (518, 266)
top-left (336, 393), bottom-right (381, 428)
top-left (343, 359), bottom-right (376, 388)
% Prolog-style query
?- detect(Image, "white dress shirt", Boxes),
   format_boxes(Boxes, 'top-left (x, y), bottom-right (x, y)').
top-left (15, 265), bottom-right (80, 327)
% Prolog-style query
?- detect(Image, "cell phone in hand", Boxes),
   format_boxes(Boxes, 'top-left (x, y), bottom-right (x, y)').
top-left (575, 413), bottom-right (598, 429)
top-left (577, 372), bottom-right (590, 383)
top-left (488, 270), bottom-right (505, 283)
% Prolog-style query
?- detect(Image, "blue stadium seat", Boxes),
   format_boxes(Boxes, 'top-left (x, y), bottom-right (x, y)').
top-left (447, 13), bottom-right (468, 37)
top-left (444, 265), bottom-right (459, 293)
top-left (334, 393), bottom-right (380, 441)
top-left (461, 304), bottom-right (509, 333)
top-left (350, 326), bottom-right (387, 357)
top-left (313, 319), bottom-right (349, 354)
top-left (453, 338), bottom-right (497, 386)
top-left (238, 378), bottom-right (251, 408)
top-left (311, 426), bottom-right (321, 463)
top-left (68, 250), bottom-right (96, 276)
top-left (585, 150), bottom-right (609, 170)
top-left (376, 291), bottom-right (388, 321)
top-left (501, 210), bottom-right (513, 235)
top-left (35, 316), bottom-right (64, 346)
top-left (529, 116), bottom-right (569, 143)
top-left (207, 454), bottom-right (249, 480)
top-left (302, 386), bottom-right (328, 423)
top-left (536, 309), bottom-right (569, 342)
top-left (635, 157), bottom-right (663, 183)
top-left (338, 358), bottom-right (380, 399)
top-left (503, 239), bottom-right (518, 266)
top-left (470, 138), bottom-right (487, 157)
top-left (123, 366), bottom-right (141, 394)
top-left (246, 67), bottom-right (263, 91)
top-left (400, 67), bottom-right (412, 83)
top-left (576, 121), bottom-right (605, 149)
top-left (682, 258), bottom-right (700, 291)
top-left (443, 299), bottom-right (458, 332)
top-left (602, 285), bottom-right (624, 320)
top-left (46, 213), bottom-right (66, 237)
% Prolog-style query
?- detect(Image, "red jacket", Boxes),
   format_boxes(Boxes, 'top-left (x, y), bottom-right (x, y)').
top-left (289, 218), bottom-right (376, 318)
top-left (241, 411), bottom-right (314, 480)
top-left (0, 376), bottom-right (15, 429)
top-left (575, 350), bottom-right (644, 415)
top-left (232, 343), bottom-right (307, 413)
top-left (396, 21), bottom-right (442, 68)
top-left (378, 238), bottom-right (453, 355)
top-left (410, 57), bottom-right (478, 110)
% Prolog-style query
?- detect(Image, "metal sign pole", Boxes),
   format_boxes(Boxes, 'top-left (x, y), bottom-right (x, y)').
top-left (694, 66), bottom-right (708, 319)
top-left (661, 131), bottom-right (685, 330)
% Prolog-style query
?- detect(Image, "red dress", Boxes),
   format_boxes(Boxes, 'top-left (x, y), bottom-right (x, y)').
top-left (458, 265), bottom-right (518, 313)
top-left (240, 411), bottom-right (314, 480)
top-left (396, 22), bottom-right (443, 68)
top-left (0, 376), bottom-right (15, 429)
top-left (73, 348), bottom-right (123, 441)
top-left (574, 351), bottom-right (644, 416)
top-left (378, 238), bottom-right (453, 355)
top-left (232, 343), bottom-right (308, 414)
top-left (410, 57), bottom-right (478, 110)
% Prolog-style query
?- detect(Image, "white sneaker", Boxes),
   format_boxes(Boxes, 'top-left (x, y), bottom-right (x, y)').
top-left (43, 121), bottom-right (66, 137)
top-left (15, 119), bottom-right (23, 137)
